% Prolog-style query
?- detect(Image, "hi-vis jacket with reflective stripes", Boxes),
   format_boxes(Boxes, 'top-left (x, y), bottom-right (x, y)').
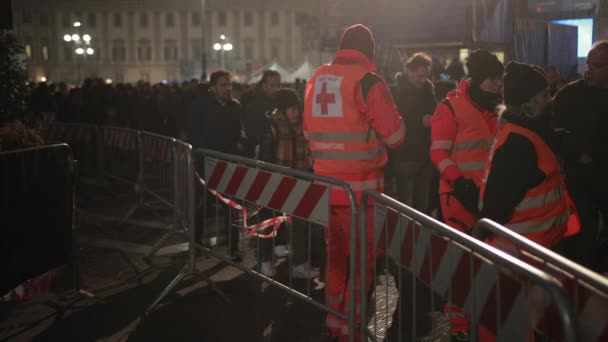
top-left (432, 95), bottom-right (495, 188)
top-left (480, 122), bottom-right (580, 248)
top-left (303, 50), bottom-right (405, 205)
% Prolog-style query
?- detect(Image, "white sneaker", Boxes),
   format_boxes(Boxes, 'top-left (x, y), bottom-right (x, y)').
top-left (260, 261), bottom-right (275, 277)
top-left (292, 263), bottom-right (320, 279)
top-left (274, 245), bottom-right (290, 258)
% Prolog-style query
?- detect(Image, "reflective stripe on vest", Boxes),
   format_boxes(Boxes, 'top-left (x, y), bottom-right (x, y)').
top-left (438, 159), bottom-right (456, 173)
top-left (507, 210), bottom-right (570, 235)
top-left (458, 161), bottom-right (486, 172)
top-left (383, 121), bottom-right (406, 145)
top-left (514, 186), bottom-right (562, 211)
top-left (306, 130), bottom-right (377, 142)
top-left (431, 140), bottom-right (454, 150)
top-left (451, 139), bottom-right (494, 153)
top-left (311, 145), bottom-right (386, 161)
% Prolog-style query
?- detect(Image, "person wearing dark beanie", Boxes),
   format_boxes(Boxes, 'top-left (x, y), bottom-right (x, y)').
top-left (304, 24), bottom-right (409, 342)
top-left (476, 59), bottom-right (578, 253)
top-left (429, 50), bottom-right (505, 339)
top-left (339, 24), bottom-right (375, 61)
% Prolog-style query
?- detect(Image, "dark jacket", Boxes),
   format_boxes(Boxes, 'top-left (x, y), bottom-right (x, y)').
top-left (188, 92), bottom-right (242, 154)
top-left (553, 79), bottom-right (608, 192)
top-left (389, 72), bottom-right (436, 162)
top-left (241, 86), bottom-right (277, 146)
top-left (480, 110), bottom-right (552, 224)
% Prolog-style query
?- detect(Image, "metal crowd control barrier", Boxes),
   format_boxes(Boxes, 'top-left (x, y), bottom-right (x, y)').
top-left (361, 191), bottom-right (577, 342)
top-left (190, 148), bottom-right (359, 342)
top-left (474, 218), bottom-right (608, 341)
top-left (44, 123), bottom-right (96, 176)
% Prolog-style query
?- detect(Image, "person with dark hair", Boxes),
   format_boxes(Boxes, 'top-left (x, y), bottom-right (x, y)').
top-left (446, 57), bottom-right (465, 81)
top-left (554, 40), bottom-right (608, 271)
top-left (430, 50), bottom-right (503, 341)
top-left (257, 88), bottom-right (323, 278)
top-left (389, 52), bottom-right (436, 213)
top-left (241, 69), bottom-right (282, 156)
top-left (477, 61), bottom-right (580, 249)
top-left (188, 70), bottom-right (244, 260)
top-left (303, 24), bottom-right (406, 342)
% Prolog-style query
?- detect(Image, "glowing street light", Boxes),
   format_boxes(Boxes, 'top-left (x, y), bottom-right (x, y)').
top-left (220, 34), bottom-right (226, 40)
top-left (223, 43), bottom-right (233, 51)
top-left (71, 34), bottom-right (80, 42)
top-left (213, 43), bottom-right (222, 51)
top-left (86, 47), bottom-right (94, 55)
top-left (73, 21), bottom-right (81, 27)
top-left (40, 76), bottom-right (47, 82)
top-left (83, 34), bottom-right (91, 42)
top-left (63, 34), bottom-right (72, 42)
top-left (75, 47), bottom-right (84, 55)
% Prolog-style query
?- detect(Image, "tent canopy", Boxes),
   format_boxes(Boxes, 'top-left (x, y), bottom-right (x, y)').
top-left (249, 60), bottom-right (290, 84)
top-left (284, 58), bottom-right (315, 83)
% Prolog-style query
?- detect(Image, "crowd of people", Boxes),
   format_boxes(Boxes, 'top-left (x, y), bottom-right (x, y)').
top-left (6, 21), bottom-right (607, 342)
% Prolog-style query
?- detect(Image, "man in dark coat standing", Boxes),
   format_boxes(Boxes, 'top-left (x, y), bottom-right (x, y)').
top-left (389, 52), bottom-right (437, 213)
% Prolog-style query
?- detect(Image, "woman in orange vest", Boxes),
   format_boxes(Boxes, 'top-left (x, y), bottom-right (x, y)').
top-left (478, 61), bottom-right (580, 248)
top-left (430, 50), bottom-right (504, 233)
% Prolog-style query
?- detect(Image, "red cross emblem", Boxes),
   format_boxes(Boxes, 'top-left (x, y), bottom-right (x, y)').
top-left (315, 82), bottom-right (336, 115)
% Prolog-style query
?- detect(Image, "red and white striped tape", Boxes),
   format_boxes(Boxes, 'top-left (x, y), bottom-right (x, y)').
top-left (142, 135), bottom-right (171, 162)
top-left (104, 129), bottom-right (136, 150)
top-left (46, 124), bottom-right (89, 143)
top-left (0, 268), bottom-right (62, 302)
top-left (196, 172), bottom-right (290, 238)
top-left (204, 157), bottom-right (330, 226)
top-left (373, 204), bottom-right (531, 340)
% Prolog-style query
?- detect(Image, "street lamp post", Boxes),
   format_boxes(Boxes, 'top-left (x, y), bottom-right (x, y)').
top-left (213, 35), bottom-right (233, 69)
top-left (63, 21), bottom-right (94, 85)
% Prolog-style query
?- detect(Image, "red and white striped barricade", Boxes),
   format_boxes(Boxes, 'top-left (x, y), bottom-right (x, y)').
top-left (196, 149), bottom-right (359, 342)
top-left (44, 123), bottom-right (96, 174)
top-left (474, 219), bottom-right (608, 341)
top-left (98, 126), bottom-right (140, 186)
top-left (361, 192), bottom-right (577, 342)
top-left (140, 131), bottom-right (175, 209)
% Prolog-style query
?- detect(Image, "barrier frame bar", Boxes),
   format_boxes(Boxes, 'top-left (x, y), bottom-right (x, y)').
top-left (194, 148), bottom-right (359, 342)
top-left (473, 218), bottom-right (608, 339)
top-left (360, 191), bottom-right (577, 342)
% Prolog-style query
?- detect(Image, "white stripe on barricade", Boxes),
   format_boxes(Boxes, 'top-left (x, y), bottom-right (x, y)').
top-left (372, 203), bottom-right (532, 341)
top-left (204, 157), bottom-right (330, 227)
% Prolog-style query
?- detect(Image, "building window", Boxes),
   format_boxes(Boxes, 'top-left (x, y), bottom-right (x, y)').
top-left (271, 38), bottom-right (280, 60)
top-left (192, 39), bottom-right (202, 60)
top-left (166, 12), bottom-right (174, 27)
top-left (140, 71), bottom-right (150, 82)
top-left (244, 11), bottom-right (252, 27)
top-left (64, 45), bottom-right (72, 62)
top-left (218, 11), bottom-right (227, 26)
top-left (41, 38), bottom-right (49, 61)
top-left (192, 12), bottom-right (200, 26)
top-left (244, 38), bottom-right (254, 60)
top-left (115, 71), bottom-right (124, 83)
top-left (270, 11), bottom-right (279, 26)
top-left (137, 39), bottom-right (152, 61)
top-left (39, 13), bottom-right (48, 27)
top-left (88, 13), bottom-right (96, 27)
top-left (22, 11), bottom-right (32, 24)
top-left (164, 39), bottom-right (178, 61)
top-left (140, 12), bottom-right (148, 28)
top-left (112, 39), bottom-right (126, 61)
top-left (114, 13), bottom-right (122, 27)
top-left (62, 13), bottom-right (70, 28)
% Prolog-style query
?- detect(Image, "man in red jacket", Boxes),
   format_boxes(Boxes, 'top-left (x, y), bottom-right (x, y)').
top-left (303, 24), bottom-right (405, 342)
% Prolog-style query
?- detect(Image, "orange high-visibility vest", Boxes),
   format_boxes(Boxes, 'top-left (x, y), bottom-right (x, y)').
top-left (437, 94), bottom-right (495, 188)
top-left (479, 122), bottom-right (580, 248)
top-left (304, 63), bottom-right (387, 174)
top-left (303, 63), bottom-right (388, 204)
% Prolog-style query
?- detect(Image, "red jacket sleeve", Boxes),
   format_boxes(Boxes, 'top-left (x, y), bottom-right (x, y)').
top-left (356, 80), bottom-right (405, 149)
top-left (430, 102), bottom-right (462, 184)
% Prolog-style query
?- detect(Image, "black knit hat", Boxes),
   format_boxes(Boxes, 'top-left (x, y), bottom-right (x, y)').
top-left (466, 49), bottom-right (504, 83)
top-left (503, 61), bottom-right (547, 106)
top-left (275, 88), bottom-right (301, 112)
top-left (339, 24), bottom-right (375, 61)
